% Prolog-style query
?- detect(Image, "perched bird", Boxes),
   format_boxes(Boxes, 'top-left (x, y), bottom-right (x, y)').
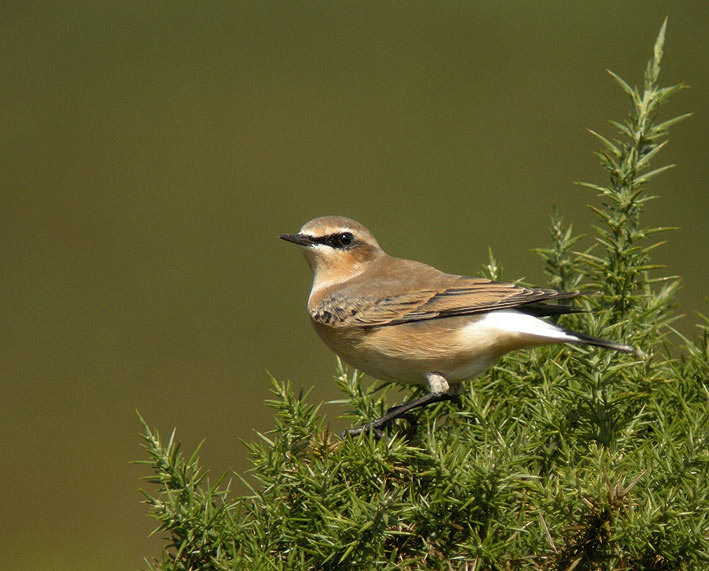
top-left (280, 216), bottom-right (635, 436)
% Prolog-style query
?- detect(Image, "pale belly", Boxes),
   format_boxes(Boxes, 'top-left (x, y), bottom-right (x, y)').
top-left (313, 314), bottom-right (521, 385)
top-left (311, 310), bottom-right (573, 385)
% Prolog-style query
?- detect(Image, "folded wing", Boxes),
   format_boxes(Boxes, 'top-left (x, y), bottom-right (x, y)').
top-left (311, 274), bottom-right (581, 328)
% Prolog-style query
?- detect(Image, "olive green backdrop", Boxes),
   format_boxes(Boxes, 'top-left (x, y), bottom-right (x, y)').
top-left (3, 2), bottom-right (707, 568)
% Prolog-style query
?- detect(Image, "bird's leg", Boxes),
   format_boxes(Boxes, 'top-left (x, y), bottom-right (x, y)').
top-left (343, 373), bottom-right (458, 438)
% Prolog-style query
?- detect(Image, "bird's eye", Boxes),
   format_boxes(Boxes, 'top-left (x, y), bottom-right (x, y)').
top-left (338, 232), bottom-right (354, 246)
top-left (330, 232), bottom-right (354, 249)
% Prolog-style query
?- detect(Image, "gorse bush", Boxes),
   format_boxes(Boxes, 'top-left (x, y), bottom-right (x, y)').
top-left (136, 21), bottom-right (707, 570)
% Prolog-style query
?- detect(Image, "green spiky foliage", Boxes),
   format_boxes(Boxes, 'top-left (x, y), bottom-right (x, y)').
top-left (137, 21), bottom-right (707, 570)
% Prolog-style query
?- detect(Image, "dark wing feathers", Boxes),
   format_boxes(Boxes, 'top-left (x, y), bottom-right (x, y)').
top-left (311, 275), bottom-right (581, 328)
top-left (379, 282), bottom-right (579, 326)
top-left (518, 302), bottom-right (585, 317)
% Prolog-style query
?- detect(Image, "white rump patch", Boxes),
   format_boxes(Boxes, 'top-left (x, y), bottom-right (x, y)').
top-left (470, 309), bottom-right (578, 343)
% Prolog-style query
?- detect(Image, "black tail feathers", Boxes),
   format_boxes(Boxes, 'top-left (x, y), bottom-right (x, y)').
top-left (565, 329), bottom-right (639, 355)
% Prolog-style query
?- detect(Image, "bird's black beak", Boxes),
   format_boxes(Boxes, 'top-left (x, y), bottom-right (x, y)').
top-left (279, 233), bottom-right (315, 246)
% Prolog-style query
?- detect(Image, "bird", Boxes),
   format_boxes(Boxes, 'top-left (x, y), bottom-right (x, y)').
top-left (280, 215), bottom-right (636, 437)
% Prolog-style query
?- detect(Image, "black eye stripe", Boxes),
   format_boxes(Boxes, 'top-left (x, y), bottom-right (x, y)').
top-left (311, 231), bottom-right (355, 249)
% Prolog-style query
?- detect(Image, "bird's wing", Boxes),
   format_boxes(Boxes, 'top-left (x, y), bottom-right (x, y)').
top-left (311, 275), bottom-right (580, 328)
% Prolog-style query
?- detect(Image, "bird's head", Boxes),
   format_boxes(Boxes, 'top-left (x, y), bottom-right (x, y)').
top-left (280, 216), bottom-right (384, 289)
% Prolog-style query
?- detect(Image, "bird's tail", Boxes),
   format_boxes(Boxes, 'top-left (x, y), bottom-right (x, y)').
top-left (564, 329), bottom-right (638, 355)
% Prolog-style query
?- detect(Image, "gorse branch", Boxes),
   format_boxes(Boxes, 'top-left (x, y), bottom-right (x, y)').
top-left (576, 18), bottom-right (689, 321)
top-left (137, 22), bottom-right (707, 570)
top-left (533, 205), bottom-right (585, 292)
top-left (134, 413), bottom-right (238, 570)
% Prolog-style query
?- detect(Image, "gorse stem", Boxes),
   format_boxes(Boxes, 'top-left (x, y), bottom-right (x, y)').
top-left (576, 19), bottom-right (689, 323)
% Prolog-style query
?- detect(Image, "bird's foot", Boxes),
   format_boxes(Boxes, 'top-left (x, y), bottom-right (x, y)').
top-left (340, 412), bottom-right (418, 440)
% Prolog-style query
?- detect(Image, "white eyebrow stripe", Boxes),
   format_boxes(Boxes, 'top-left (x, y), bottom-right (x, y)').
top-left (305, 228), bottom-right (356, 241)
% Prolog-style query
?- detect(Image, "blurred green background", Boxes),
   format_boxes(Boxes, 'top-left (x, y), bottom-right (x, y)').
top-left (2, 2), bottom-right (707, 568)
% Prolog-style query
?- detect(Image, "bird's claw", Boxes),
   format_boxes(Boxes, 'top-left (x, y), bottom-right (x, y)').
top-left (341, 412), bottom-right (418, 440)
